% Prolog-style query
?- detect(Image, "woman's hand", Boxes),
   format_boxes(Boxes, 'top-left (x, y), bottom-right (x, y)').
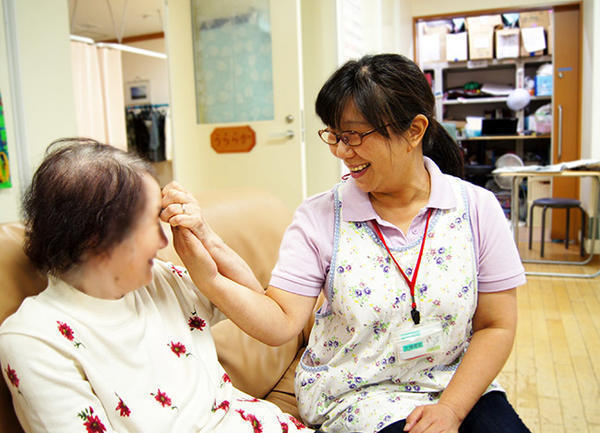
top-left (171, 226), bottom-right (219, 283)
top-left (404, 402), bottom-right (460, 433)
top-left (160, 182), bottom-right (214, 243)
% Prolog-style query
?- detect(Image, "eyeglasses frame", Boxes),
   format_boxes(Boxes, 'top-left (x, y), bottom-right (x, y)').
top-left (317, 123), bottom-right (391, 147)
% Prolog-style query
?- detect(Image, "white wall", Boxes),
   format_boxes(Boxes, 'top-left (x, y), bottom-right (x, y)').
top-left (122, 39), bottom-right (170, 105)
top-left (0, 0), bottom-right (77, 223)
top-left (301, 0), bottom-right (340, 197)
top-left (301, 0), bottom-right (415, 197)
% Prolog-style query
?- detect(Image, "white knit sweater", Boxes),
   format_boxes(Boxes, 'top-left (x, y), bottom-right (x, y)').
top-left (0, 260), bottom-right (310, 433)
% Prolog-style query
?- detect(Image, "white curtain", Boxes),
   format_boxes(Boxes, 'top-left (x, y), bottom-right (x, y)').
top-left (70, 41), bottom-right (127, 150)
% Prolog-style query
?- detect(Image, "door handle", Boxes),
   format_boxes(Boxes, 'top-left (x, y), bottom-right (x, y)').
top-left (268, 130), bottom-right (294, 139)
top-left (557, 105), bottom-right (563, 161)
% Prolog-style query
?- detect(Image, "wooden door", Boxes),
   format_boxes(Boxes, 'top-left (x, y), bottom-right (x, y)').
top-left (551, 4), bottom-right (581, 240)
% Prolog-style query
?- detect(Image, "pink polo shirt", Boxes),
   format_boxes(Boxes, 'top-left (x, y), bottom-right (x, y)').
top-left (270, 157), bottom-right (526, 297)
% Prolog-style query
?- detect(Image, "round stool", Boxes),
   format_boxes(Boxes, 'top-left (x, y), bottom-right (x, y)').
top-left (528, 197), bottom-right (586, 257)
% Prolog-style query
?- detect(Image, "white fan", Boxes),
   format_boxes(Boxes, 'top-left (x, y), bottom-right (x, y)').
top-left (494, 153), bottom-right (524, 189)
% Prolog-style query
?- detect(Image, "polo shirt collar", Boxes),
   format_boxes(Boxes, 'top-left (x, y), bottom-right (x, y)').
top-left (340, 157), bottom-right (457, 223)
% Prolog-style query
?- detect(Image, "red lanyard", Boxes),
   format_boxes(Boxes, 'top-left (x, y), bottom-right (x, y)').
top-left (371, 209), bottom-right (432, 325)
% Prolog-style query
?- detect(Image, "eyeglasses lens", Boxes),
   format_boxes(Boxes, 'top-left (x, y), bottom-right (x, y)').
top-left (344, 133), bottom-right (361, 146)
top-left (320, 130), bottom-right (362, 146)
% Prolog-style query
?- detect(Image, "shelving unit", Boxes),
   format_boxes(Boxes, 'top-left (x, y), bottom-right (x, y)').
top-left (415, 4), bottom-right (583, 239)
top-left (422, 55), bottom-right (554, 190)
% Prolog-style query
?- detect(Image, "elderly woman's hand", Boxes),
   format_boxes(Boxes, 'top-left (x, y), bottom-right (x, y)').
top-left (171, 226), bottom-right (219, 283)
top-left (160, 182), bottom-right (214, 243)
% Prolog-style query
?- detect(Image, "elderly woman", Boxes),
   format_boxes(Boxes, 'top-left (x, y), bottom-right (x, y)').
top-left (162, 54), bottom-right (530, 433)
top-left (0, 139), bottom-right (310, 433)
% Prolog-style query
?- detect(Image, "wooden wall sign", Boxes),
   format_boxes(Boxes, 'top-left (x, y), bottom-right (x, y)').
top-left (210, 125), bottom-right (256, 153)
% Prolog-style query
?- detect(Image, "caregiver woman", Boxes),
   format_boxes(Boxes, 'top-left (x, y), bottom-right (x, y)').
top-left (162, 54), bottom-right (530, 433)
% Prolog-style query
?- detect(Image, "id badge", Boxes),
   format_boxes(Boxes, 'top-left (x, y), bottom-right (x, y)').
top-left (393, 322), bottom-right (443, 360)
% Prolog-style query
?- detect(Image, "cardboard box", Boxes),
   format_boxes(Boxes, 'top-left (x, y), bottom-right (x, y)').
top-left (519, 10), bottom-right (552, 57)
top-left (496, 28), bottom-right (520, 59)
top-left (446, 32), bottom-right (468, 62)
top-left (420, 22), bottom-right (451, 63)
top-left (466, 15), bottom-right (502, 60)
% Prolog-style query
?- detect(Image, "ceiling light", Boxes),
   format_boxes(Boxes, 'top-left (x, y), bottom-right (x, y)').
top-left (70, 35), bottom-right (167, 59)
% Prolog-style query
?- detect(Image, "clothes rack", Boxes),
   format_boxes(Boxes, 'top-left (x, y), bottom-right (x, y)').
top-left (125, 104), bottom-right (168, 162)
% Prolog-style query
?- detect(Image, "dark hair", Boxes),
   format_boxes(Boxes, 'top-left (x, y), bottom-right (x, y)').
top-left (22, 138), bottom-right (154, 275)
top-left (315, 54), bottom-right (463, 177)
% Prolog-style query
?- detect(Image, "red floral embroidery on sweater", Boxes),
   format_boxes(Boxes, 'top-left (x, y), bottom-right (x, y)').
top-left (151, 388), bottom-right (177, 410)
top-left (170, 264), bottom-right (185, 277)
top-left (77, 407), bottom-right (107, 433)
top-left (4, 364), bottom-right (19, 388)
top-left (57, 321), bottom-right (74, 340)
top-left (168, 341), bottom-right (189, 358)
top-left (278, 418), bottom-right (289, 433)
top-left (212, 400), bottom-right (230, 412)
top-left (57, 321), bottom-right (84, 348)
top-left (188, 311), bottom-right (206, 331)
top-left (238, 397), bottom-right (260, 403)
top-left (222, 373), bottom-right (231, 383)
top-left (288, 415), bottom-right (307, 429)
top-left (115, 395), bottom-right (131, 417)
top-left (236, 409), bottom-right (263, 433)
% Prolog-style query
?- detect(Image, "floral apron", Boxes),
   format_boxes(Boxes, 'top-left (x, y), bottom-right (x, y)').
top-left (295, 177), bottom-right (501, 432)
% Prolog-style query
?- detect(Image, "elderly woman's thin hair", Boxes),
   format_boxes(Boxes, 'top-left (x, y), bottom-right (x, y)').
top-left (23, 138), bottom-right (154, 274)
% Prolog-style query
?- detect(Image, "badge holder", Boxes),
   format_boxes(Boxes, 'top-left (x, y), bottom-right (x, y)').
top-left (393, 322), bottom-right (443, 360)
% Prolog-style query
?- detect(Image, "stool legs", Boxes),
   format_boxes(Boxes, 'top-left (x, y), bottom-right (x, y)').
top-left (565, 208), bottom-right (570, 250)
top-left (528, 203), bottom-right (535, 250)
top-left (580, 206), bottom-right (586, 257)
top-left (527, 202), bottom-right (587, 258)
top-left (541, 205), bottom-right (549, 257)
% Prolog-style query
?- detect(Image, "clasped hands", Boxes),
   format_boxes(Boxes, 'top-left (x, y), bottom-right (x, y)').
top-left (159, 182), bottom-right (218, 281)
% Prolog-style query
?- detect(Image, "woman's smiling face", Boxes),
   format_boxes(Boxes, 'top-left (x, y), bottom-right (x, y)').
top-left (328, 100), bottom-right (412, 195)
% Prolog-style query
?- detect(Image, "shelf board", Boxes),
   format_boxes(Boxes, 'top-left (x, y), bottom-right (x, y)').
top-left (422, 55), bottom-right (552, 71)
top-left (458, 134), bottom-right (551, 141)
top-left (444, 97), bottom-right (507, 105)
top-left (443, 95), bottom-right (551, 106)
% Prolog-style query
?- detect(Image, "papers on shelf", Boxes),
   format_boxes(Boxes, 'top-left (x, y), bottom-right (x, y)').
top-left (480, 83), bottom-right (513, 96)
top-left (492, 159), bottom-right (600, 174)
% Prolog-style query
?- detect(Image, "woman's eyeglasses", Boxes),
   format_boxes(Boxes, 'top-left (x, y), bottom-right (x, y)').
top-left (317, 124), bottom-right (390, 147)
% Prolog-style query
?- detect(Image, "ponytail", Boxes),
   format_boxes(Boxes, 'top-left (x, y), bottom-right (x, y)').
top-left (423, 119), bottom-right (464, 178)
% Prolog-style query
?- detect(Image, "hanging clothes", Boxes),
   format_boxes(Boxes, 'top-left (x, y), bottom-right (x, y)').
top-left (125, 104), bottom-right (168, 162)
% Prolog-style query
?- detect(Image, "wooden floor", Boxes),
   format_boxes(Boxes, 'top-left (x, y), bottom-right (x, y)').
top-left (498, 235), bottom-right (600, 432)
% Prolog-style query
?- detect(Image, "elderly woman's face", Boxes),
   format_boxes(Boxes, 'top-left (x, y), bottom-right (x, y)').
top-left (101, 174), bottom-right (168, 297)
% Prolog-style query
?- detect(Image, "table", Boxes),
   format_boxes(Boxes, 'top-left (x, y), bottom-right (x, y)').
top-left (496, 169), bottom-right (600, 278)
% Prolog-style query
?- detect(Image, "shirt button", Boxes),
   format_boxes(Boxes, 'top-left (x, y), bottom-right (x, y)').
top-left (411, 228), bottom-right (418, 234)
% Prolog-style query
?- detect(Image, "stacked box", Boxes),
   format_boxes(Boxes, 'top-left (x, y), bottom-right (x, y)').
top-left (446, 32), bottom-right (468, 62)
top-left (519, 10), bottom-right (552, 57)
top-left (420, 22), bottom-right (451, 63)
top-left (495, 28), bottom-right (520, 59)
top-left (466, 15), bottom-right (502, 60)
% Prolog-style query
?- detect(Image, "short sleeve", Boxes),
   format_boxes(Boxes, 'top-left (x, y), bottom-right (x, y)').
top-left (269, 191), bottom-right (335, 297)
top-left (467, 185), bottom-right (526, 292)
